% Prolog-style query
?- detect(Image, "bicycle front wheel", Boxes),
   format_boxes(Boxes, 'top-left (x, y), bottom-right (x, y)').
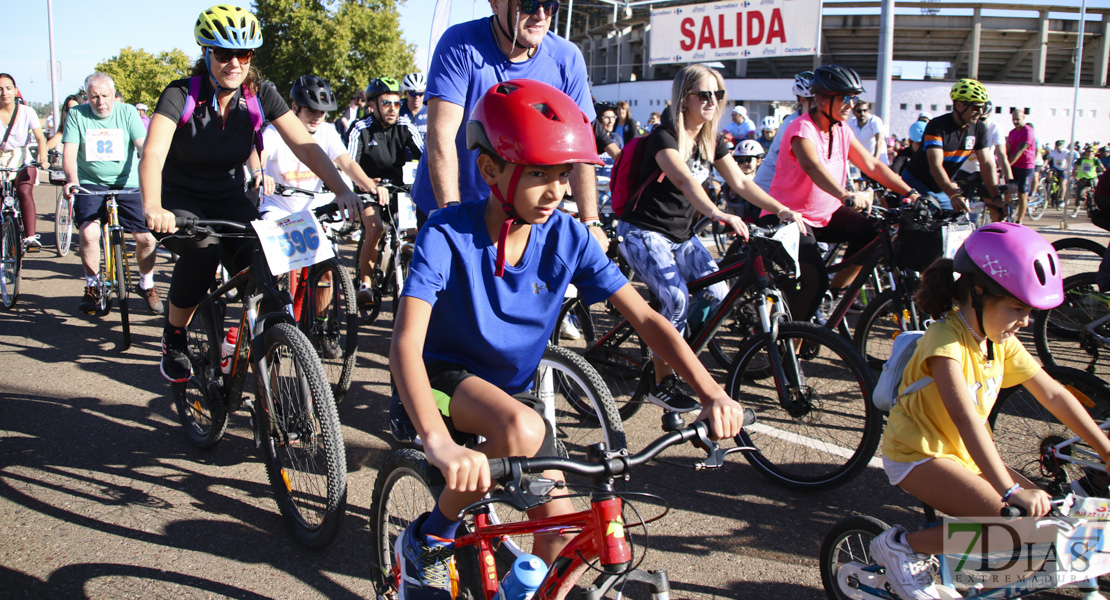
top-left (728, 322), bottom-right (881, 491)
top-left (55, 191), bottom-right (73, 256)
top-left (0, 217), bottom-right (20, 310)
top-left (258, 322), bottom-right (347, 549)
top-left (302, 259), bottom-right (358, 404)
top-left (537, 344), bottom-right (627, 457)
top-left (112, 232), bottom-right (131, 349)
top-left (853, 289), bottom-right (917, 372)
top-left (1033, 272), bottom-right (1109, 378)
top-left (819, 515), bottom-right (891, 600)
top-left (172, 302), bottom-right (229, 448)
top-left (1052, 237), bottom-right (1106, 281)
top-left (989, 366), bottom-right (1110, 496)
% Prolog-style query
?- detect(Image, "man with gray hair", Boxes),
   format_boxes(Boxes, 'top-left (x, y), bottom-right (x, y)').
top-left (63, 72), bottom-right (162, 315)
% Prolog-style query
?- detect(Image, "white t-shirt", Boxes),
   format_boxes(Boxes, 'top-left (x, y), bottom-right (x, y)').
top-left (0, 105), bottom-right (42, 169)
top-left (958, 120), bottom-right (1003, 174)
top-left (848, 114), bottom-right (888, 164)
top-left (1047, 149), bottom-right (1072, 170)
top-left (259, 123), bottom-right (347, 218)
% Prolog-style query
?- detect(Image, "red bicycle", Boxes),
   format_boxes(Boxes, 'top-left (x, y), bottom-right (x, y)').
top-left (370, 412), bottom-right (754, 599)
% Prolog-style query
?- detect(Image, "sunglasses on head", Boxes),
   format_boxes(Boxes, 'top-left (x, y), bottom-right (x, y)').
top-left (691, 90), bottom-right (725, 103)
top-left (407, 90), bottom-right (424, 98)
top-left (520, 0), bottom-right (559, 15)
top-left (379, 99), bottom-right (402, 108)
top-left (209, 47), bottom-right (254, 64)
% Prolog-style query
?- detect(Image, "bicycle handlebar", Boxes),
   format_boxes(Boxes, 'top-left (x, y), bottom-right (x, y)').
top-left (172, 202), bottom-right (344, 236)
top-left (487, 409), bottom-right (756, 481)
top-left (68, 186), bottom-right (141, 196)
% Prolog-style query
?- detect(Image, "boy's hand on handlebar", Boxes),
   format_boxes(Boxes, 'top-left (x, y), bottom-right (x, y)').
top-left (1008, 487), bottom-right (1052, 518)
top-left (425, 439), bottom-right (491, 494)
top-left (146, 207), bottom-right (178, 234)
top-left (336, 190), bottom-right (363, 222)
top-left (695, 395), bottom-right (746, 440)
top-left (715, 212), bottom-right (749, 241)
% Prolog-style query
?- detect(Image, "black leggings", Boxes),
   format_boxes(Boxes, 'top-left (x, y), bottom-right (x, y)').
top-left (763, 205), bottom-right (878, 320)
top-left (158, 194), bottom-right (259, 309)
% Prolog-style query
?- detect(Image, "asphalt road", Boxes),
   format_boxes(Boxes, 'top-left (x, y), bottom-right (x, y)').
top-left (1, 182), bottom-right (1107, 599)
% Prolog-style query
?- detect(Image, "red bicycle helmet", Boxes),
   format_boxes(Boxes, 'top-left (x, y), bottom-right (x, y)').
top-left (466, 79), bottom-right (601, 276)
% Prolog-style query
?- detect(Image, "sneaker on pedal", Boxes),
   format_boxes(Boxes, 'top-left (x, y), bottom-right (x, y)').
top-left (356, 283), bottom-right (375, 307)
top-left (22, 234), bottom-right (42, 253)
top-left (560, 314), bottom-right (582, 340)
top-left (313, 319), bottom-right (342, 359)
top-left (870, 525), bottom-right (941, 600)
top-left (136, 284), bottom-right (165, 314)
top-left (396, 513), bottom-right (458, 600)
top-left (160, 328), bottom-right (193, 383)
top-left (647, 375), bottom-right (701, 413)
top-left (78, 285), bottom-right (101, 314)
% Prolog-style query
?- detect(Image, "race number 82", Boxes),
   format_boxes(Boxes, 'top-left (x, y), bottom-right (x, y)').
top-left (268, 226), bottom-right (320, 257)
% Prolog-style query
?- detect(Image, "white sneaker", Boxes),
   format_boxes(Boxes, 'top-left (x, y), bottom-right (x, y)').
top-left (560, 315), bottom-right (582, 340)
top-left (870, 525), bottom-right (941, 600)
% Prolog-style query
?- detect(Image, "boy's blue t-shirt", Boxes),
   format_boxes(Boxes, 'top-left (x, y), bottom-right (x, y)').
top-left (402, 202), bottom-right (627, 394)
top-left (409, 18), bottom-right (595, 215)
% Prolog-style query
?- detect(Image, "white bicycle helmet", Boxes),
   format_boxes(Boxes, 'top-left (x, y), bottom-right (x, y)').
top-left (402, 73), bottom-right (427, 93)
top-left (734, 139), bottom-right (765, 158)
top-left (792, 71), bottom-right (814, 99)
top-left (760, 116), bottom-right (779, 131)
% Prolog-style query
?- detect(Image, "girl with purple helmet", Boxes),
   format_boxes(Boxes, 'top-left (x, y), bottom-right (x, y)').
top-left (867, 223), bottom-right (1110, 600)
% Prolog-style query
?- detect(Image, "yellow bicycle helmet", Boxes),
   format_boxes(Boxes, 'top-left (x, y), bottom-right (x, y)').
top-left (950, 78), bottom-right (988, 103)
top-left (195, 5), bottom-right (263, 49)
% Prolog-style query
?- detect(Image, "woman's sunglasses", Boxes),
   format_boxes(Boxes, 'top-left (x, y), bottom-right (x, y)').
top-left (209, 48), bottom-right (254, 64)
top-left (520, 0), bottom-right (559, 15)
top-left (691, 90), bottom-right (726, 103)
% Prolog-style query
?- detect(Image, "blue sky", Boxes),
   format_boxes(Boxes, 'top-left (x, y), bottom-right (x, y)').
top-left (3, 0), bottom-right (1104, 106)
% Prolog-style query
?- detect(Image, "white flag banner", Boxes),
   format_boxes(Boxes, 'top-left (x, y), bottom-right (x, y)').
top-left (428, 0), bottom-right (454, 72)
top-left (649, 0), bottom-right (822, 66)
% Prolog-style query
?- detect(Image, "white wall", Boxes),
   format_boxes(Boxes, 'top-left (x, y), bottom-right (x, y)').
top-left (594, 79), bottom-right (1110, 146)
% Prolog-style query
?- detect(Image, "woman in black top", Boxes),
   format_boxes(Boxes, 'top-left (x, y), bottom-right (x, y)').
top-left (141, 5), bottom-right (361, 382)
top-left (618, 63), bottom-right (805, 413)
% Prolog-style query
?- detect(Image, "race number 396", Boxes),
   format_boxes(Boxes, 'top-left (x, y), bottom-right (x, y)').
top-left (268, 226), bottom-right (320, 257)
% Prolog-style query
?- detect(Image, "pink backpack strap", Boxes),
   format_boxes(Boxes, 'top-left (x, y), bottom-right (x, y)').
top-left (243, 87), bottom-right (265, 154)
top-left (178, 76), bottom-right (202, 127)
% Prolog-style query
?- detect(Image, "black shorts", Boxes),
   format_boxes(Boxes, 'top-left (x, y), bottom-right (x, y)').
top-left (1011, 167), bottom-right (1035, 195)
top-left (74, 185), bottom-right (148, 232)
top-left (389, 361), bottom-right (557, 458)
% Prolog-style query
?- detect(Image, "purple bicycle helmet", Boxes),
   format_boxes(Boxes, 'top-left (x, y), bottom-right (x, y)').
top-left (953, 222), bottom-right (1063, 310)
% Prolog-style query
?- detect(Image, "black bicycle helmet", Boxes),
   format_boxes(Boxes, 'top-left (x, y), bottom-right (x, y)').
top-left (810, 65), bottom-right (865, 96)
top-left (365, 77), bottom-right (402, 99)
top-left (290, 75), bottom-right (337, 112)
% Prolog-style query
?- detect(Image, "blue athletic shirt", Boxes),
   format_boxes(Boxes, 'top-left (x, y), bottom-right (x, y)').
top-left (410, 17), bottom-right (595, 215)
top-left (402, 201), bottom-right (626, 394)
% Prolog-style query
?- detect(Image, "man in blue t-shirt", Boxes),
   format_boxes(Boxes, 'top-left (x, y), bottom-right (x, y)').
top-left (410, 0), bottom-right (608, 250)
top-left (391, 80), bottom-right (745, 598)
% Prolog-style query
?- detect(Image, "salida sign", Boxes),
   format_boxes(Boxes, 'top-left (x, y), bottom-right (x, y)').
top-left (650, 0), bottom-right (821, 65)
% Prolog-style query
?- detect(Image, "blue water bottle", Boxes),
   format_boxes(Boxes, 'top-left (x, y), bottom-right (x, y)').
top-left (496, 554), bottom-right (546, 600)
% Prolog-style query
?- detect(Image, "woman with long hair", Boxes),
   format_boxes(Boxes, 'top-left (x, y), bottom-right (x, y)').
top-left (45, 94), bottom-right (83, 152)
top-left (140, 4), bottom-right (361, 382)
top-left (614, 100), bottom-right (641, 145)
top-left (618, 63), bottom-right (805, 413)
top-left (0, 73), bottom-right (49, 252)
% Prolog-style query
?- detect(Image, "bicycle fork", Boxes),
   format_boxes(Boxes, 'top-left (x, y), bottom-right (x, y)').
top-left (756, 288), bottom-right (810, 417)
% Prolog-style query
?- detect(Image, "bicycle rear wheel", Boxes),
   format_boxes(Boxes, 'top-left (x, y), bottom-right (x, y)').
top-left (819, 515), bottom-right (890, 600)
top-left (1027, 183), bottom-right (1047, 221)
top-left (302, 259), bottom-right (358, 405)
top-left (989, 367), bottom-right (1110, 496)
top-left (172, 302), bottom-right (229, 448)
top-left (853, 289), bottom-right (917, 372)
top-left (55, 191), bottom-right (73, 256)
top-left (112, 232), bottom-right (131, 349)
top-left (1033, 272), bottom-right (1109, 378)
top-left (537, 344), bottom-right (627, 457)
top-left (1051, 237), bottom-right (1107, 281)
top-left (553, 297), bottom-right (648, 420)
top-left (259, 322), bottom-right (347, 549)
top-left (727, 322), bottom-right (881, 491)
top-left (0, 217), bottom-right (21, 310)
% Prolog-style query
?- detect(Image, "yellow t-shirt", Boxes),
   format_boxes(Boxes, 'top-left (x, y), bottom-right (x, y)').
top-left (882, 310), bottom-right (1041, 472)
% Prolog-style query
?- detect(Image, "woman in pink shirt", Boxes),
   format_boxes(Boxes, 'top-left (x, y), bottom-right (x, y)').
top-left (767, 65), bottom-right (918, 321)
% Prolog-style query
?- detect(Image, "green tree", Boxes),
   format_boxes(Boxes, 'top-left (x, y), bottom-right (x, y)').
top-left (94, 47), bottom-right (193, 109)
top-left (253, 0), bottom-right (417, 107)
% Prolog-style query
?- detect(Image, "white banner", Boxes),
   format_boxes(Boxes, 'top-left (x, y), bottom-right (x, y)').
top-left (649, 0), bottom-right (821, 66)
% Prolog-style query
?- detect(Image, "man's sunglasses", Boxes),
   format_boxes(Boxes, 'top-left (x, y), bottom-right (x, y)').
top-left (379, 99), bottom-right (402, 108)
top-left (407, 91), bottom-right (424, 98)
top-left (691, 90), bottom-right (725, 103)
top-left (209, 48), bottom-right (254, 64)
top-left (520, 0), bottom-right (559, 15)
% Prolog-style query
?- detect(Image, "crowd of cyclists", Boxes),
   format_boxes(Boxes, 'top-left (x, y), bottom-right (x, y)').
top-left (4, 2), bottom-right (1110, 599)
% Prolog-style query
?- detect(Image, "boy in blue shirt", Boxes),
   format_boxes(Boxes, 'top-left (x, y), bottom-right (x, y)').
top-left (390, 80), bottom-right (747, 599)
